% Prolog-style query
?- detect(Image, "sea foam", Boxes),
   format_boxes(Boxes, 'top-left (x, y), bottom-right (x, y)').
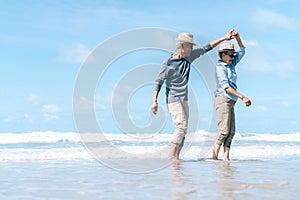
top-left (0, 131), bottom-right (299, 161)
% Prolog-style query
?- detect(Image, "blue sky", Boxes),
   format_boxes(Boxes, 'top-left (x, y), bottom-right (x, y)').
top-left (1, 0), bottom-right (300, 133)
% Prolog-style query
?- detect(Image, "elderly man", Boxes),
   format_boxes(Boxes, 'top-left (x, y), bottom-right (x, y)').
top-left (152, 30), bottom-right (235, 161)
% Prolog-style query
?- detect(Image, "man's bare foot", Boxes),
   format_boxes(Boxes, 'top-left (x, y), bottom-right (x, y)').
top-left (213, 144), bottom-right (221, 160)
top-left (212, 156), bottom-right (219, 160)
top-left (174, 159), bottom-right (183, 164)
top-left (168, 156), bottom-right (182, 164)
top-left (167, 156), bottom-right (176, 161)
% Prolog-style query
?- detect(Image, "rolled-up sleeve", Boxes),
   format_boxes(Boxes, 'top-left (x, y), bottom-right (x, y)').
top-left (154, 63), bottom-right (167, 91)
top-left (216, 65), bottom-right (229, 90)
top-left (232, 46), bottom-right (246, 66)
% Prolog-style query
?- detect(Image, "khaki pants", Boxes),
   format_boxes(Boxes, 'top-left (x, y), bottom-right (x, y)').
top-left (215, 96), bottom-right (236, 148)
top-left (167, 101), bottom-right (189, 146)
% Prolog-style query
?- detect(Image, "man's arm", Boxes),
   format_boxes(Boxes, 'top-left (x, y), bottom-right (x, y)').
top-left (152, 90), bottom-right (159, 114)
top-left (209, 30), bottom-right (235, 48)
top-left (152, 62), bottom-right (167, 115)
top-left (190, 29), bottom-right (236, 62)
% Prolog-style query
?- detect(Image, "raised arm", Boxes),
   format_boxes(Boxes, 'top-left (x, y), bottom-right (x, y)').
top-left (231, 30), bottom-right (244, 48)
top-left (209, 30), bottom-right (235, 49)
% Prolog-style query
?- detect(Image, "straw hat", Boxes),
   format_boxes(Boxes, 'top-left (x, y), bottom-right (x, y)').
top-left (218, 42), bottom-right (236, 53)
top-left (176, 33), bottom-right (196, 45)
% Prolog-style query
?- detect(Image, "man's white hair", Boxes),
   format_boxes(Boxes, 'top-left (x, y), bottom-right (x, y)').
top-left (176, 42), bottom-right (184, 49)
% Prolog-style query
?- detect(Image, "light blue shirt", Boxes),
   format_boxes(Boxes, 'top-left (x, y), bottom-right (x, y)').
top-left (215, 46), bottom-right (246, 101)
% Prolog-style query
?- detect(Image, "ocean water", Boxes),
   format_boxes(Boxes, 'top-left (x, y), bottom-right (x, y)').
top-left (0, 131), bottom-right (300, 199)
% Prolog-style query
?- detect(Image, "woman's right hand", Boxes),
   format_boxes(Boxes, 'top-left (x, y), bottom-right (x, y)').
top-left (242, 96), bottom-right (251, 107)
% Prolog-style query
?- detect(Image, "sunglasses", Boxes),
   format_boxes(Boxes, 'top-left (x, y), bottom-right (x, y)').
top-left (183, 43), bottom-right (193, 49)
top-left (224, 52), bottom-right (236, 58)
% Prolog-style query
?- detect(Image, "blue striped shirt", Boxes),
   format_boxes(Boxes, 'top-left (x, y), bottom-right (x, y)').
top-left (154, 44), bottom-right (212, 103)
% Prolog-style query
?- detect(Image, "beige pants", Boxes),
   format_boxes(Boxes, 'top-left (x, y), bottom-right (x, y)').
top-left (167, 101), bottom-right (189, 146)
top-left (215, 95), bottom-right (236, 148)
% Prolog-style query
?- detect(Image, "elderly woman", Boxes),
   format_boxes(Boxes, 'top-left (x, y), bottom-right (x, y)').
top-left (213, 30), bottom-right (252, 161)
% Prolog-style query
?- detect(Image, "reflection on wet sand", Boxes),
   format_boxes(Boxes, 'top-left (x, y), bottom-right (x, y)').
top-left (213, 160), bottom-right (292, 199)
top-left (214, 161), bottom-right (253, 199)
top-left (170, 161), bottom-right (197, 200)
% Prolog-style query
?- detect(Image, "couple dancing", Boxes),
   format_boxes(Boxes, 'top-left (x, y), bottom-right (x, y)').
top-left (152, 29), bottom-right (251, 162)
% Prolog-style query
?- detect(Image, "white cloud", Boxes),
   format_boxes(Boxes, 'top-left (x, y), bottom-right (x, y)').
top-left (42, 104), bottom-right (61, 113)
top-left (252, 9), bottom-right (300, 30)
top-left (243, 40), bottom-right (258, 47)
top-left (276, 100), bottom-right (291, 108)
top-left (75, 96), bottom-right (94, 110)
top-left (26, 94), bottom-right (61, 121)
top-left (290, 120), bottom-right (300, 126)
top-left (73, 96), bottom-right (106, 112)
top-left (27, 93), bottom-right (40, 105)
top-left (251, 105), bottom-right (268, 113)
top-left (42, 104), bottom-right (60, 121)
top-left (24, 113), bottom-right (34, 124)
top-left (95, 95), bottom-right (108, 110)
top-left (56, 43), bottom-right (92, 64)
top-left (273, 60), bottom-right (294, 78)
top-left (4, 114), bottom-right (34, 124)
top-left (43, 113), bottom-right (59, 121)
top-left (241, 43), bottom-right (295, 78)
top-left (242, 56), bottom-right (294, 78)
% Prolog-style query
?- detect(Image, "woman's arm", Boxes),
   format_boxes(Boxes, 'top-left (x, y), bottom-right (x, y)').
top-left (225, 86), bottom-right (251, 107)
top-left (232, 30), bottom-right (244, 48)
